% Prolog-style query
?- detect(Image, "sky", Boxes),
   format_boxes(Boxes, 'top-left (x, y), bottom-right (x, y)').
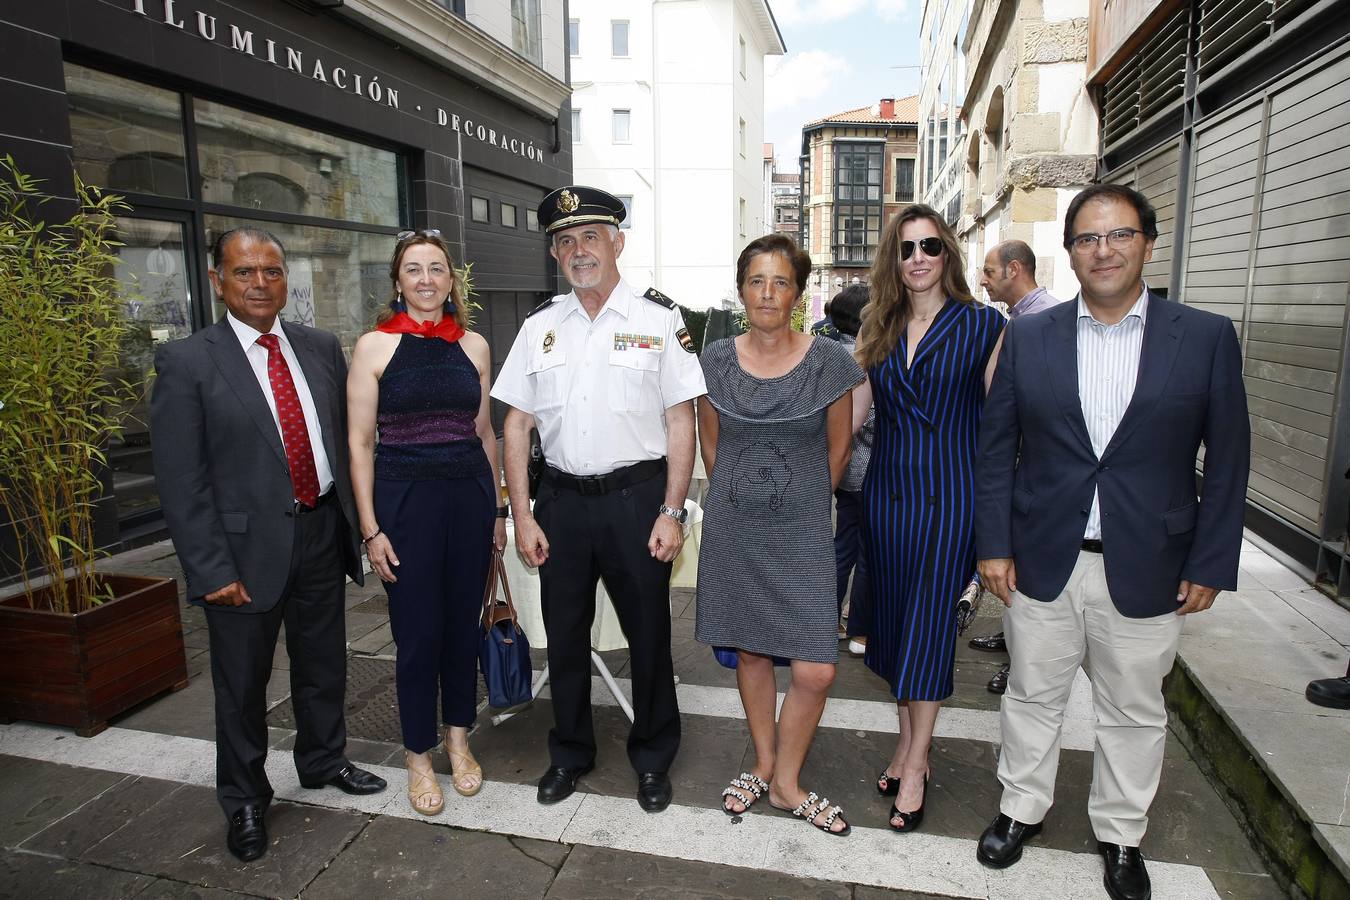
top-left (763, 0), bottom-right (924, 174)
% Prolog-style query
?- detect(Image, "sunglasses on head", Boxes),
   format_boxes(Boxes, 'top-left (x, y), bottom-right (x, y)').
top-left (396, 228), bottom-right (443, 242)
top-left (901, 236), bottom-right (944, 260)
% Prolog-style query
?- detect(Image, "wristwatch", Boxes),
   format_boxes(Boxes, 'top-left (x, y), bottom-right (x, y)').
top-left (659, 504), bottom-right (689, 525)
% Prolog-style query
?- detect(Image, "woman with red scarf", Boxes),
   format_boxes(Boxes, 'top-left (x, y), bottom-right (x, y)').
top-left (348, 229), bottom-right (507, 816)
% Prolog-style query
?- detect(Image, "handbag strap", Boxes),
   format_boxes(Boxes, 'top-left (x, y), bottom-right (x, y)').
top-left (481, 548), bottom-right (522, 630)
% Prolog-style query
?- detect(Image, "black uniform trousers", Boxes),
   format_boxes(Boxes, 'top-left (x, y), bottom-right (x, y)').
top-left (204, 497), bottom-right (349, 819)
top-left (377, 473), bottom-right (495, 753)
top-left (534, 468), bottom-right (680, 774)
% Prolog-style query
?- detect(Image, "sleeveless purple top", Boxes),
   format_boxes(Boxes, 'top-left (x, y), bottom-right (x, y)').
top-left (376, 335), bottom-right (490, 481)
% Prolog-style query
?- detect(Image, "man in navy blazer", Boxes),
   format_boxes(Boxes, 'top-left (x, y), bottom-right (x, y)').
top-left (972, 185), bottom-right (1249, 900)
top-left (151, 228), bottom-right (386, 863)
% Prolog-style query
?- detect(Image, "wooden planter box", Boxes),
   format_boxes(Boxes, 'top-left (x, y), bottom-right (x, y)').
top-left (0, 574), bottom-right (189, 736)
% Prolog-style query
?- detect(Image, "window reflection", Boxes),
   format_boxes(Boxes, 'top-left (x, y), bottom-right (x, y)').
top-left (65, 64), bottom-right (188, 198)
top-left (206, 217), bottom-right (394, 356)
top-left (195, 99), bottom-right (400, 228)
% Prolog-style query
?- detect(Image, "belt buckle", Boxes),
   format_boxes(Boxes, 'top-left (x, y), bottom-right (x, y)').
top-left (293, 498), bottom-right (316, 516)
top-left (576, 475), bottom-right (605, 496)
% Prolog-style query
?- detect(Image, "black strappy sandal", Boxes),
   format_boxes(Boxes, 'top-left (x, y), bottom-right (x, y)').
top-left (877, 770), bottom-right (901, 796)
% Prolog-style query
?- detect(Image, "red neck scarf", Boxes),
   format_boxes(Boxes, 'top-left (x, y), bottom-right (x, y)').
top-left (376, 312), bottom-right (465, 344)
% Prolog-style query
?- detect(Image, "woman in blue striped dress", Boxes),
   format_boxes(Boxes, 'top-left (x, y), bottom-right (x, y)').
top-left (855, 205), bottom-right (1006, 832)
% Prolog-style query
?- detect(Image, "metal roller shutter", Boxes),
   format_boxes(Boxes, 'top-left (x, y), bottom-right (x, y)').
top-left (1102, 141), bottom-right (1182, 292)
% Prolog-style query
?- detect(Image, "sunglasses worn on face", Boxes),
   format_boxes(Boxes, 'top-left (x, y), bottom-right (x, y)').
top-left (901, 236), bottom-right (944, 260)
top-left (396, 228), bottom-right (443, 242)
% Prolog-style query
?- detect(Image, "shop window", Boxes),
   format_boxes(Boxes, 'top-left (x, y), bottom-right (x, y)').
top-left (616, 195), bottom-right (633, 229)
top-left (234, 173), bottom-right (306, 214)
top-left (65, 64), bottom-right (189, 199)
top-left (526, 209), bottom-right (540, 232)
top-left (612, 109), bottom-right (631, 144)
top-left (471, 197), bottom-right (490, 223)
top-left (569, 18), bottom-right (580, 56)
top-left (502, 203), bottom-right (518, 228)
top-left (612, 21), bottom-right (629, 57)
top-left (195, 98), bottom-right (400, 228)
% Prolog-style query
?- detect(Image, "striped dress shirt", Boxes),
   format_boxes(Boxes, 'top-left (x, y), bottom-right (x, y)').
top-left (1077, 288), bottom-right (1148, 540)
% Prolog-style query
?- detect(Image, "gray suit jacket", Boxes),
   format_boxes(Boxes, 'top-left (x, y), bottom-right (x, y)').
top-left (150, 317), bottom-right (363, 612)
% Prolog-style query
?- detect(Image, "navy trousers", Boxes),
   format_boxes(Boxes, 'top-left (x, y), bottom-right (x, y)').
top-left (834, 488), bottom-right (872, 639)
top-left (376, 473), bottom-right (495, 753)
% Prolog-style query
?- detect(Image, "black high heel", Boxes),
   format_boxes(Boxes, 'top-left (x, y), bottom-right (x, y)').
top-left (876, 770), bottom-right (901, 796)
top-left (888, 773), bottom-right (929, 833)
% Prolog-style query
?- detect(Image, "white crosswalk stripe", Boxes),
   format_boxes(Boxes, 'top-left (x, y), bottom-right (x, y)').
top-left (0, 721), bottom-right (1218, 899)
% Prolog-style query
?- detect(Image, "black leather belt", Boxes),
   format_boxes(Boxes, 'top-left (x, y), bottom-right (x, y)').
top-left (541, 459), bottom-right (666, 496)
top-left (294, 490), bottom-right (336, 516)
top-left (1081, 539), bottom-right (1103, 553)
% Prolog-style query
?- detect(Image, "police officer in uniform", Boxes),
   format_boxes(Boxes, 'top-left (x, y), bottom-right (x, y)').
top-left (492, 186), bottom-right (707, 812)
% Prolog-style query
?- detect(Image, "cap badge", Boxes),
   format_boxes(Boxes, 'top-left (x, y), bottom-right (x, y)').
top-left (557, 189), bottom-right (580, 214)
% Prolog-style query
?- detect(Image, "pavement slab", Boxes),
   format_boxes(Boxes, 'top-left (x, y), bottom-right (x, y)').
top-left (20, 773), bottom-right (182, 859)
top-left (0, 849), bottom-right (158, 898)
top-left (545, 843), bottom-right (852, 899)
top-left (0, 756), bottom-right (127, 848)
top-left (304, 816), bottom-right (561, 900)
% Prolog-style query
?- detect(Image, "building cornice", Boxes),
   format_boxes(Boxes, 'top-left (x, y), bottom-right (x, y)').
top-left (737, 0), bottom-right (787, 54)
top-left (336, 0), bottom-right (570, 120)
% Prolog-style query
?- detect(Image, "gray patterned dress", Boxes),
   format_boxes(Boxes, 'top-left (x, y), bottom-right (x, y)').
top-left (695, 336), bottom-right (865, 663)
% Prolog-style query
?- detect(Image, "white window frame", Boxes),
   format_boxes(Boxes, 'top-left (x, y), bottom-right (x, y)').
top-left (738, 35), bottom-right (747, 78)
top-left (616, 194), bottom-right (633, 229)
top-left (571, 108), bottom-right (581, 143)
top-left (568, 18), bottom-right (580, 57)
top-left (611, 20), bottom-right (629, 58)
top-left (612, 108), bottom-right (631, 144)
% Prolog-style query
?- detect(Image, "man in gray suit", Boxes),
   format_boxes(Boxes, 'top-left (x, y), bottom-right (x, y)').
top-left (151, 227), bottom-right (385, 863)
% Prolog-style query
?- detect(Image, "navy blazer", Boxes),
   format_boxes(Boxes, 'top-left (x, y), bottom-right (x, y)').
top-left (974, 292), bottom-right (1249, 617)
top-left (150, 317), bottom-right (364, 612)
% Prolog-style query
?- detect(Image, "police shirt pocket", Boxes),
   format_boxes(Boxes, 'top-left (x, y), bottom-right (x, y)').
top-left (526, 351), bottom-right (567, 409)
top-left (221, 512), bottom-right (248, 534)
top-left (608, 350), bottom-right (660, 412)
top-left (1163, 502), bottom-right (1198, 535)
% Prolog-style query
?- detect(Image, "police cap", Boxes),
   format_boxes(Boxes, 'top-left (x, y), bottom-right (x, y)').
top-left (538, 185), bottom-right (626, 236)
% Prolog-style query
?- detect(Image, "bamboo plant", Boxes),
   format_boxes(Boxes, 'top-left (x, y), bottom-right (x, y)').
top-left (0, 155), bottom-right (136, 613)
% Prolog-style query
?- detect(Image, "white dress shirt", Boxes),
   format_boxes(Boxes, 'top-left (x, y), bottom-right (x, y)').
top-left (225, 312), bottom-right (335, 497)
top-left (1076, 288), bottom-right (1148, 540)
top-left (491, 279), bottom-right (707, 475)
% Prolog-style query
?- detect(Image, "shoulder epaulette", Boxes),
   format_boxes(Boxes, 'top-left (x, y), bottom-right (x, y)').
top-left (643, 287), bottom-right (675, 309)
top-left (525, 297), bottom-right (557, 319)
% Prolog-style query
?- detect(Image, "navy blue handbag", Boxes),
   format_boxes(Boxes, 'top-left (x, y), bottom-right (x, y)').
top-left (479, 550), bottom-right (534, 708)
top-left (713, 646), bottom-right (791, 669)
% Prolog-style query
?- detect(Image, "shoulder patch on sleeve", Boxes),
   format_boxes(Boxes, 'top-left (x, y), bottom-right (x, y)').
top-left (643, 287), bottom-right (675, 309)
top-left (525, 297), bottom-right (556, 320)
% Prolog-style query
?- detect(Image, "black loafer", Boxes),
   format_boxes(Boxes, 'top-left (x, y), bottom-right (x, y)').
top-left (969, 632), bottom-right (1006, 652)
top-left (1307, 676), bottom-right (1350, 709)
top-left (1099, 842), bottom-right (1151, 900)
top-left (537, 764), bottom-right (593, 804)
top-left (976, 813), bottom-right (1042, 868)
top-left (637, 771), bottom-right (673, 812)
top-left (301, 764), bottom-right (387, 795)
top-left (988, 663), bottom-right (1011, 695)
top-left (226, 803), bottom-right (267, 863)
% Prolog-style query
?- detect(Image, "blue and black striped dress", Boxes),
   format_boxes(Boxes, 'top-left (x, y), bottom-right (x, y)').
top-left (863, 299), bottom-right (1005, 701)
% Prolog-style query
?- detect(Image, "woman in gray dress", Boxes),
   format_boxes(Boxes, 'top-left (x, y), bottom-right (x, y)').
top-left (696, 234), bottom-right (865, 837)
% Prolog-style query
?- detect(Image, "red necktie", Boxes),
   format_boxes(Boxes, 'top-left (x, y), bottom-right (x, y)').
top-left (256, 334), bottom-right (321, 508)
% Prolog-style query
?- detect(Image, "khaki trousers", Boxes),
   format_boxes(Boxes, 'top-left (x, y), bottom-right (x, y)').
top-left (998, 550), bottom-right (1182, 846)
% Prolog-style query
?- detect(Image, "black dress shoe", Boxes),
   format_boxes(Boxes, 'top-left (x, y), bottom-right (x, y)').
top-left (637, 772), bottom-right (673, 812)
top-left (976, 813), bottom-right (1042, 868)
top-left (988, 663), bottom-right (1011, 695)
top-left (1307, 676), bottom-right (1350, 709)
top-left (301, 764), bottom-right (387, 795)
top-left (1098, 841), bottom-right (1151, 900)
top-left (537, 764), bottom-right (593, 804)
top-left (969, 631), bottom-right (1006, 652)
top-left (226, 804), bottom-right (267, 862)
